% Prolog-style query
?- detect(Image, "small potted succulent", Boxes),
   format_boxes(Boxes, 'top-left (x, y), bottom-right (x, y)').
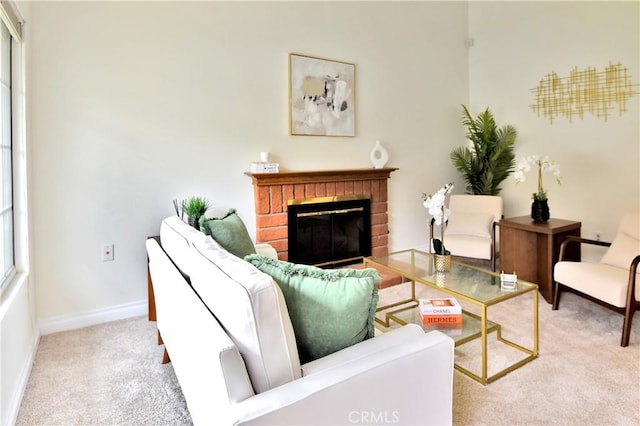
top-left (181, 196), bottom-right (211, 229)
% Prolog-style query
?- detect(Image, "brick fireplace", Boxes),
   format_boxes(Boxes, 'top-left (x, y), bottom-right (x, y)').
top-left (245, 168), bottom-right (398, 262)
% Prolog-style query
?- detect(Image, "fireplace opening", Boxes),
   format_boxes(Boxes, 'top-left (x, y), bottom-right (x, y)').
top-left (288, 196), bottom-right (371, 267)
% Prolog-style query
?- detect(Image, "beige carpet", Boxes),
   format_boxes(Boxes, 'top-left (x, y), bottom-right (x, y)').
top-left (16, 318), bottom-right (192, 425)
top-left (17, 285), bottom-right (640, 426)
top-left (378, 282), bottom-right (640, 425)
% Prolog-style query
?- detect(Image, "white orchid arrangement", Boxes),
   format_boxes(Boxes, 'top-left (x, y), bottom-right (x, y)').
top-left (514, 155), bottom-right (561, 201)
top-left (422, 182), bottom-right (454, 255)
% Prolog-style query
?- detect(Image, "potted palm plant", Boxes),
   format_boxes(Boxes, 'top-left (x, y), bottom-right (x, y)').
top-left (181, 196), bottom-right (211, 229)
top-left (450, 105), bottom-right (517, 195)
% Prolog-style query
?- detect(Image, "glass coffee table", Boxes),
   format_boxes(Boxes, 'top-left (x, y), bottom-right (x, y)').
top-left (364, 249), bottom-right (539, 385)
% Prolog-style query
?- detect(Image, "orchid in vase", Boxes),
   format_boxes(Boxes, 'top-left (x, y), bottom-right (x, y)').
top-left (422, 182), bottom-right (454, 255)
top-left (514, 155), bottom-right (561, 200)
top-left (514, 155), bottom-right (561, 222)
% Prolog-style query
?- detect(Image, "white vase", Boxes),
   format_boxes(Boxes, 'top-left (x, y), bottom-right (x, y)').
top-left (370, 140), bottom-right (389, 169)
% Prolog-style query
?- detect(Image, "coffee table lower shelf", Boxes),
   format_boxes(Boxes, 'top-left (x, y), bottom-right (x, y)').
top-left (377, 303), bottom-right (538, 385)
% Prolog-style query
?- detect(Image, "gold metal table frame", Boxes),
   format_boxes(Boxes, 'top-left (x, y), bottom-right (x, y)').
top-left (364, 249), bottom-right (539, 385)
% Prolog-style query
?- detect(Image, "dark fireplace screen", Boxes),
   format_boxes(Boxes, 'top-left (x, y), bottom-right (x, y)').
top-left (288, 197), bottom-right (371, 267)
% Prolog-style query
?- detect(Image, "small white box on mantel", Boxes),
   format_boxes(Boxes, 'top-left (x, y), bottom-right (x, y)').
top-left (250, 162), bottom-right (279, 173)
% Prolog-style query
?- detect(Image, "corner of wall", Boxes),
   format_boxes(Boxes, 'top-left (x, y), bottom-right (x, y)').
top-left (0, 273), bottom-right (40, 425)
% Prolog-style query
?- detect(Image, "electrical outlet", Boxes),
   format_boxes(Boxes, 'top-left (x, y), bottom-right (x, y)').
top-left (102, 244), bottom-right (114, 261)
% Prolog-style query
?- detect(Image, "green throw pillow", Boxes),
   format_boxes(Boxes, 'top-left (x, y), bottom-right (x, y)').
top-left (201, 209), bottom-right (256, 259)
top-left (244, 254), bottom-right (380, 363)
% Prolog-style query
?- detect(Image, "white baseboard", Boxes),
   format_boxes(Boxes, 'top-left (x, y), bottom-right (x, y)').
top-left (38, 299), bottom-right (147, 335)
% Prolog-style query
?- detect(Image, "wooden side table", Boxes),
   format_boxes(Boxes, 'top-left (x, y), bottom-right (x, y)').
top-left (499, 216), bottom-right (581, 304)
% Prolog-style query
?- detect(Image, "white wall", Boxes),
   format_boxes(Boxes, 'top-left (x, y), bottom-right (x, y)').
top-left (0, 275), bottom-right (38, 426)
top-left (27, 2), bottom-right (469, 324)
top-left (25, 0), bottom-right (640, 325)
top-left (468, 1), bottom-right (639, 255)
top-left (21, 0), bottom-right (640, 334)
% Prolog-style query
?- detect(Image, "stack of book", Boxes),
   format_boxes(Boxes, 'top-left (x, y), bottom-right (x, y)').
top-left (419, 297), bottom-right (462, 326)
top-left (250, 162), bottom-right (280, 173)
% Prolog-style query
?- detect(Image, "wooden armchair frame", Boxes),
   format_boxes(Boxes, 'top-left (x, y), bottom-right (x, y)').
top-left (552, 235), bottom-right (640, 347)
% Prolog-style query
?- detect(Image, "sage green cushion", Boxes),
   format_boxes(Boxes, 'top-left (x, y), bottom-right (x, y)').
top-left (201, 209), bottom-right (256, 259)
top-left (244, 254), bottom-right (380, 363)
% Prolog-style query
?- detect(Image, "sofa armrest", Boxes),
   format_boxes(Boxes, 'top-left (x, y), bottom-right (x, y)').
top-left (232, 329), bottom-right (454, 426)
top-left (254, 242), bottom-right (278, 259)
top-left (302, 323), bottom-right (427, 376)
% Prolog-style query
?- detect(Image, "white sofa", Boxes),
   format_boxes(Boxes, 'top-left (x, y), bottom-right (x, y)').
top-left (146, 216), bottom-right (455, 425)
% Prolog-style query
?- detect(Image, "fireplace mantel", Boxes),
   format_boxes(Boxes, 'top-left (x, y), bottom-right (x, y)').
top-left (245, 167), bottom-right (398, 261)
top-left (245, 167), bottom-right (398, 186)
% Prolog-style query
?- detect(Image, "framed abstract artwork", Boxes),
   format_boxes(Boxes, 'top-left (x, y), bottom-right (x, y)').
top-left (289, 53), bottom-right (355, 137)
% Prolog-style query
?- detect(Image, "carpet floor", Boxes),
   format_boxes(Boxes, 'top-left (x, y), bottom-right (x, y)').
top-left (377, 282), bottom-right (640, 425)
top-left (16, 285), bottom-right (640, 425)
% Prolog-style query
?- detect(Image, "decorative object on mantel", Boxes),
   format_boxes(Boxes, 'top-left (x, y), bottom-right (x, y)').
top-left (422, 182), bottom-right (454, 272)
top-left (530, 62), bottom-right (640, 123)
top-left (289, 53), bottom-right (355, 137)
top-left (514, 155), bottom-right (561, 223)
top-left (450, 104), bottom-right (517, 195)
top-left (250, 150), bottom-right (279, 173)
top-left (369, 140), bottom-right (389, 169)
top-left (180, 196), bottom-right (211, 229)
top-left (250, 162), bottom-right (279, 173)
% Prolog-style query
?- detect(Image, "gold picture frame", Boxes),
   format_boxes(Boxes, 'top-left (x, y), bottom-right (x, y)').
top-left (289, 53), bottom-right (355, 137)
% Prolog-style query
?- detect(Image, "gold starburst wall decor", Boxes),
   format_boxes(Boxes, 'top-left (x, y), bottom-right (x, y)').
top-left (530, 62), bottom-right (639, 123)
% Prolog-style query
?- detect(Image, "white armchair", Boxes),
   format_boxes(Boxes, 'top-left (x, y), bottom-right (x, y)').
top-left (553, 212), bottom-right (640, 347)
top-left (430, 194), bottom-right (503, 271)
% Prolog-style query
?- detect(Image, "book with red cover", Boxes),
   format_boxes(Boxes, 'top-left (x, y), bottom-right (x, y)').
top-left (420, 313), bottom-right (463, 324)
